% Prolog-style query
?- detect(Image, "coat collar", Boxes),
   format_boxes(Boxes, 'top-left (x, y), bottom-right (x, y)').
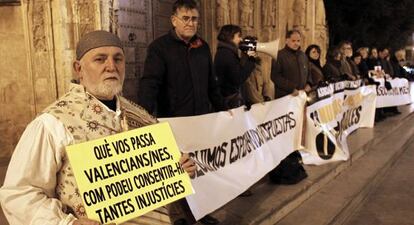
top-left (169, 29), bottom-right (203, 49)
top-left (217, 41), bottom-right (239, 56)
top-left (285, 45), bottom-right (301, 54)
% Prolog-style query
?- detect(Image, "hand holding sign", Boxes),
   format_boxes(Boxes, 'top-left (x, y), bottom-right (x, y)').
top-left (66, 122), bottom-right (194, 224)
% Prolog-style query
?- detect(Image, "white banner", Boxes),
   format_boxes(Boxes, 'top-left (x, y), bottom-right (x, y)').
top-left (374, 78), bottom-right (411, 108)
top-left (301, 81), bottom-right (377, 165)
top-left (160, 93), bottom-right (306, 220)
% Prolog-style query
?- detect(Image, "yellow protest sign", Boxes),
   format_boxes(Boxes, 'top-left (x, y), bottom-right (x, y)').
top-left (66, 122), bottom-right (194, 224)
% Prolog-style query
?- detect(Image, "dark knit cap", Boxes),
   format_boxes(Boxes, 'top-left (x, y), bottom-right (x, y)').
top-left (76, 30), bottom-right (123, 60)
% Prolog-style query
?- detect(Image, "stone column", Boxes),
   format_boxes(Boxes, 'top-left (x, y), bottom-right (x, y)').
top-left (21, 0), bottom-right (58, 113)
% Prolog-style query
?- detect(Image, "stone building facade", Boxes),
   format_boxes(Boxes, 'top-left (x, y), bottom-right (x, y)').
top-left (0, 0), bottom-right (328, 166)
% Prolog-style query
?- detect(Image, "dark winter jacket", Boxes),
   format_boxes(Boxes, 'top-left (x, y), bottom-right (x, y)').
top-left (309, 61), bottom-right (324, 87)
top-left (214, 41), bottom-right (256, 97)
top-left (137, 30), bottom-right (225, 117)
top-left (271, 46), bottom-right (310, 98)
top-left (390, 56), bottom-right (408, 79)
top-left (349, 58), bottom-right (361, 77)
top-left (358, 59), bottom-right (370, 79)
top-left (367, 57), bottom-right (380, 70)
top-left (322, 59), bottom-right (343, 82)
top-left (379, 58), bottom-right (395, 77)
top-left (340, 58), bottom-right (355, 76)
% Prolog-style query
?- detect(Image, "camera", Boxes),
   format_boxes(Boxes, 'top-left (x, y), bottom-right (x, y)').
top-left (239, 36), bottom-right (258, 52)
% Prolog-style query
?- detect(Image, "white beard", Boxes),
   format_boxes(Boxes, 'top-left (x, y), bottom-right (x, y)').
top-left (91, 80), bottom-right (123, 99)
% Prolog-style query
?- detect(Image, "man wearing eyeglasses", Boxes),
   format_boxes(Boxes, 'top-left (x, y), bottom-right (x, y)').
top-left (137, 0), bottom-right (224, 225)
top-left (339, 41), bottom-right (358, 80)
top-left (138, 0), bottom-right (225, 118)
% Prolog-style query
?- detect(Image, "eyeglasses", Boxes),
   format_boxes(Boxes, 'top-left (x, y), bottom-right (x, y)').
top-left (174, 15), bottom-right (199, 24)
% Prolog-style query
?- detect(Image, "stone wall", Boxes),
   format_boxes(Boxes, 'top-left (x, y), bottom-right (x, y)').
top-left (0, 5), bottom-right (34, 159)
top-left (0, 0), bottom-right (102, 161)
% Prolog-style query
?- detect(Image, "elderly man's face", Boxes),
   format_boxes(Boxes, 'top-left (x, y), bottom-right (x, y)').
top-left (286, 32), bottom-right (301, 50)
top-left (75, 46), bottom-right (125, 100)
top-left (172, 7), bottom-right (199, 42)
top-left (341, 44), bottom-right (353, 58)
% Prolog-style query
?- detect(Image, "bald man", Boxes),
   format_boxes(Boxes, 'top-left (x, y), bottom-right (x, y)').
top-left (0, 30), bottom-right (196, 225)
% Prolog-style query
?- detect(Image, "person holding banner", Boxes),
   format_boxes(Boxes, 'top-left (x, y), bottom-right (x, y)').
top-left (378, 47), bottom-right (401, 115)
top-left (323, 47), bottom-right (344, 82)
top-left (378, 47), bottom-right (395, 78)
top-left (137, 1), bottom-right (222, 224)
top-left (390, 49), bottom-right (409, 79)
top-left (305, 44), bottom-right (324, 88)
top-left (269, 29), bottom-right (309, 184)
top-left (137, 0), bottom-right (226, 118)
top-left (338, 41), bottom-right (358, 80)
top-left (367, 47), bottom-right (380, 70)
top-left (0, 30), bottom-right (197, 225)
top-left (350, 52), bottom-right (362, 77)
top-left (356, 47), bottom-right (370, 79)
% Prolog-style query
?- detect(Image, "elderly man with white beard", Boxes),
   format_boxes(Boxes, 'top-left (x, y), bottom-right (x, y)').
top-left (0, 30), bottom-right (196, 225)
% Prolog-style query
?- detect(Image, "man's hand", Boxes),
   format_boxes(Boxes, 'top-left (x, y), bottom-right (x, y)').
top-left (346, 73), bottom-right (357, 80)
top-left (304, 84), bottom-right (312, 93)
top-left (291, 89), bottom-right (300, 96)
top-left (180, 153), bottom-right (196, 177)
top-left (73, 218), bottom-right (115, 225)
top-left (246, 50), bottom-right (258, 58)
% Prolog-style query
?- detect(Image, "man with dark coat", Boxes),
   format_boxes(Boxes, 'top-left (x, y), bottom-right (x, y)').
top-left (378, 47), bottom-right (401, 115)
top-left (269, 29), bottom-right (309, 185)
top-left (378, 47), bottom-right (395, 77)
top-left (271, 30), bottom-right (311, 98)
top-left (390, 49), bottom-right (409, 79)
top-left (137, 0), bottom-right (223, 224)
top-left (137, 0), bottom-right (225, 118)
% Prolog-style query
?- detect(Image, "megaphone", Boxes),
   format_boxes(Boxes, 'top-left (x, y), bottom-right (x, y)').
top-left (239, 36), bottom-right (280, 59)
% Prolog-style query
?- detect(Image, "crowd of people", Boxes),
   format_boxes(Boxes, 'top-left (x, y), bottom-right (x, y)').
top-left (0, 0), bottom-right (412, 225)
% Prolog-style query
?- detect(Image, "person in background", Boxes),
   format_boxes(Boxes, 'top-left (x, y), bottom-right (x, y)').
top-left (356, 47), bottom-right (370, 78)
top-left (378, 47), bottom-right (395, 77)
top-left (351, 52), bottom-right (362, 77)
top-left (305, 44), bottom-right (324, 88)
top-left (269, 29), bottom-right (309, 185)
top-left (214, 24), bottom-right (257, 109)
top-left (378, 47), bottom-right (401, 116)
top-left (367, 47), bottom-right (380, 70)
top-left (243, 57), bottom-right (275, 105)
top-left (137, 0), bottom-right (223, 224)
top-left (390, 49), bottom-right (409, 79)
top-left (338, 41), bottom-right (358, 80)
top-left (322, 47), bottom-right (343, 82)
